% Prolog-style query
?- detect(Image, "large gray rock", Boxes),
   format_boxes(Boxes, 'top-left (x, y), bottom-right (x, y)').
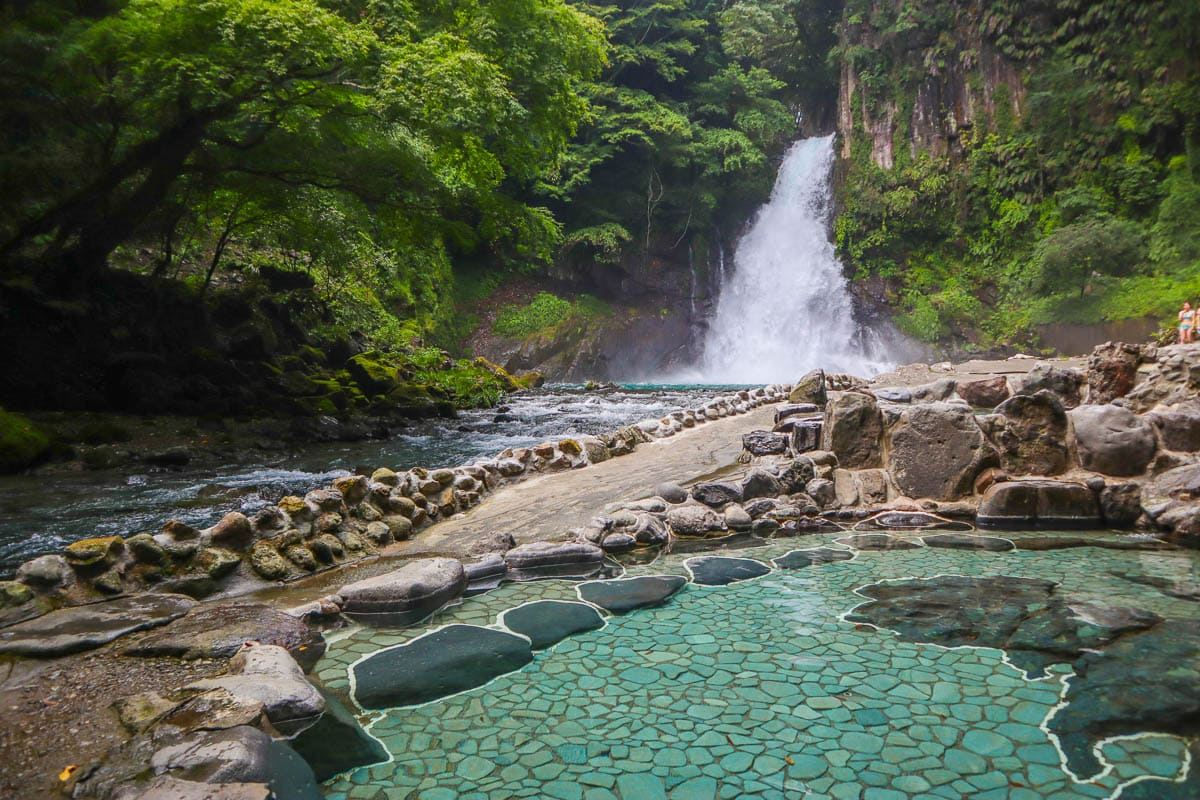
top-left (503, 541), bottom-right (603, 570)
top-left (789, 369), bottom-right (826, 407)
top-left (125, 603), bottom-right (326, 671)
top-left (740, 468), bottom-right (783, 500)
top-left (1147, 402), bottom-right (1200, 452)
top-left (958, 376), bottom-right (1011, 408)
top-left (15, 554), bottom-right (75, 591)
top-left (666, 504), bottom-right (725, 537)
top-left (1100, 482), bottom-right (1144, 527)
top-left (113, 776), bottom-right (272, 800)
top-left (1019, 364), bottom-right (1084, 408)
top-left (690, 481), bottom-right (743, 507)
top-left (1070, 404), bottom-right (1157, 476)
top-left (977, 480), bottom-right (1101, 528)
top-left (338, 557), bottom-right (466, 617)
top-left (186, 644), bottom-right (324, 733)
top-left (910, 378), bottom-right (957, 403)
top-left (1086, 341), bottom-right (1145, 404)
top-left (741, 430), bottom-right (788, 456)
top-left (991, 391), bottom-right (1070, 476)
top-left (886, 403), bottom-right (995, 500)
top-left (784, 418), bottom-right (823, 453)
top-left (0, 594), bottom-right (195, 657)
top-left (822, 392), bottom-right (883, 469)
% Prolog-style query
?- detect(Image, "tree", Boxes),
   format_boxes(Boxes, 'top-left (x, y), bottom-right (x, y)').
top-left (1035, 216), bottom-right (1146, 296)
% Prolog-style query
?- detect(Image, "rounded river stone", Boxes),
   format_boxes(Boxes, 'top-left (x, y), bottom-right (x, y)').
top-left (577, 575), bottom-right (687, 613)
top-left (353, 624), bottom-right (532, 709)
top-left (501, 601), bottom-right (604, 649)
top-left (685, 556), bottom-right (771, 586)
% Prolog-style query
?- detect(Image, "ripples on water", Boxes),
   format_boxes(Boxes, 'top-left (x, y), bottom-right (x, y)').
top-left (0, 386), bottom-right (735, 574)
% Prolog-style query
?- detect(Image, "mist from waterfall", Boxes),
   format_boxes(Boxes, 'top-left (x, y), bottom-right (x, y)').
top-left (695, 135), bottom-right (899, 383)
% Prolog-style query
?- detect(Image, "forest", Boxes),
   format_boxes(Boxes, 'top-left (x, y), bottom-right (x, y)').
top-left (1, 0), bottom-right (1198, 421)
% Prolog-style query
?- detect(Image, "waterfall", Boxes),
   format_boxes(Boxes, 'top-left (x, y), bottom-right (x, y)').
top-left (697, 135), bottom-right (896, 383)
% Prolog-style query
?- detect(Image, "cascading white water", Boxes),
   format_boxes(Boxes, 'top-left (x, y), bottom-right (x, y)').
top-left (698, 135), bottom-right (895, 382)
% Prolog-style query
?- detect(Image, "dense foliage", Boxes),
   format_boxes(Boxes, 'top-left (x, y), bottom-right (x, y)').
top-left (0, 0), bottom-right (606, 342)
top-left (833, 0), bottom-right (1200, 347)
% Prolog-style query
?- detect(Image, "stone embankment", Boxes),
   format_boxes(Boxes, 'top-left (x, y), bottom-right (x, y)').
top-left (3, 342), bottom-right (1198, 799)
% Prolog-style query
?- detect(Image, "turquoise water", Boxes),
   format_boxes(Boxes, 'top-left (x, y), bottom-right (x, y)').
top-left (312, 531), bottom-right (1199, 800)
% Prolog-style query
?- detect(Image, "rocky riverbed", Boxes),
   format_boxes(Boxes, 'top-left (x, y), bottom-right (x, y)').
top-left (0, 342), bottom-right (1197, 799)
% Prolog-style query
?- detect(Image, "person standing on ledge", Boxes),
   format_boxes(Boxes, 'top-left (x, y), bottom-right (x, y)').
top-left (1179, 301), bottom-right (1196, 344)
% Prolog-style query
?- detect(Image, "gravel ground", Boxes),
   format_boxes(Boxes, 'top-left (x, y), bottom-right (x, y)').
top-left (0, 648), bottom-right (223, 800)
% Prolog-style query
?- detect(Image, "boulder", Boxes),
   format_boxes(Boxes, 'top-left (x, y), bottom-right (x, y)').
top-left (958, 376), bottom-right (1010, 408)
top-left (991, 391), bottom-right (1070, 476)
top-left (600, 532), bottom-right (636, 552)
top-left (1087, 341), bottom-right (1145, 404)
top-left (777, 457), bottom-right (815, 493)
top-left (338, 557), bottom-right (466, 618)
top-left (784, 418), bottom-right (823, 453)
top-left (789, 369), bottom-right (826, 407)
top-left (856, 469), bottom-right (890, 504)
top-left (806, 478), bottom-right (836, 508)
top-left (833, 469), bottom-right (858, 507)
top-left (871, 387), bottom-right (911, 403)
top-left (501, 600), bottom-right (604, 649)
top-left (655, 482), bottom-right (689, 504)
top-left (886, 403), bottom-right (995, 500)
top-left (821, 392), bottom-right (883, 469)
top-left (1018, 364), bottom-right (1084, 408)
top-left (185, 644), bottom-right (324, 733)
top-left (977, 480), bottom-right (1101, 528)
top-left (910, 378), bottom-right (957, 403)
top-left (632, 513), bottom-right (669, 545)
top-left (741, 430), bottom-right (788, 456)
top-left (666, 504), bottom-right (725, 537)
top-left (125, 603), bottom-right (326, 671)
top-left (64, 535), bottom-right (124, 569)
top-left (1100, 482), bottom-right (1144, 527)
top-left (1147, 402), bottom-right (1200, 452)
top-left (503, 541), bottom-right (604, 571)
top-left (691, 481), bottom-right (743, 507)
top-left (740, 468), bottom-right (782, 500)
top-left (1070, 404), bottom-right (1157, 476)
top-left (723, 505), bottom-right (752, 530)
top-left (578, 575), bottom-right (687, 613)
top-left (16, 554), bottom-right (75, 591)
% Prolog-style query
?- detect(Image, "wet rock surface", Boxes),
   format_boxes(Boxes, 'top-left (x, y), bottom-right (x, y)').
top-left (0, 593), bottom-right (195, 657)
top-left (501, 600), bottom-right (604, 649)
top-left (685, 556), bottom-right (771, 585)
top-left (577, 575), bottom-right (687, 613)
top-left (353, 624), bottom-right (533, 709)
top-left (773, 548), bottom-right (855, 569)
top-left (921, 533), bottom-right (1015, 552)
top-left (124, 603), bottom-right (326, 670)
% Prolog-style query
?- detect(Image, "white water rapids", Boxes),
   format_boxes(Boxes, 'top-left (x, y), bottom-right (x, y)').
top-left (696, 135), bottom-right (898, 383)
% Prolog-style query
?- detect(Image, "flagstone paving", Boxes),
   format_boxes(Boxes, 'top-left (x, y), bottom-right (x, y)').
top-left (313, 530), bottom-right (1199, 800)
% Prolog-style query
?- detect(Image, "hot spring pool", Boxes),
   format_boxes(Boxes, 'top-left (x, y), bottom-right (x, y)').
top-left (304, 529), bottom-right (1199, 800)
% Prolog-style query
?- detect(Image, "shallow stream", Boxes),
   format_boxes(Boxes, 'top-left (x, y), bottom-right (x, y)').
top-left (0, 386), bottom-right (725, 574)
top-left (306, 530), bottom-right (1200, 800)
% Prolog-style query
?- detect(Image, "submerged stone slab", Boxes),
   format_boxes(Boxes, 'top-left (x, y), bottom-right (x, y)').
top-left (773, 548), bottom-right (855, 569)
top-left (921, 533), bottom-right (1015, 552)
top-left (847, 575), bottom-right (1162, 678)
top-left (835, 533), bottom-right (922, 551)
top-left (1049, 619), bottom-right (1200, 779)
top-left (685, 556), bottom-right (771, 586)
top-left (353, 624), bottom-right (532, 709)
top-left (854, 511), bottom-right (972, 532)
top-left (577, 575), bottom-right (687, 613)
top-left (503, 541), bottom-right (605, 579)
top-left (500, 600), bottom-right (604, 649)
top-left (0, 593), bottom-right (195, 657)
top-left (289, 688), bottom-right (388, 782)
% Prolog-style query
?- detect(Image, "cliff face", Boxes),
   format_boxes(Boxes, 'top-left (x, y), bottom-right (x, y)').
top-left (835, 2), bottom-right (1029, 169)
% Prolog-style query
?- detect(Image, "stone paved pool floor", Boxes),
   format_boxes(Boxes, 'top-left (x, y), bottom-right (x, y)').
top-left (312, 531), bottom-right (1199, 800)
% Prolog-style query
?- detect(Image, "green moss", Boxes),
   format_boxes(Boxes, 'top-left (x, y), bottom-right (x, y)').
top-left (0, 409), bottom-right (50, 473)
top-left (492, 292), bottom-right (611, 339)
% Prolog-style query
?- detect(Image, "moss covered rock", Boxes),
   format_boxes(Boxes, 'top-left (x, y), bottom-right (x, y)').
top-left (65, 536), bottom-right (125, 568)
top-left (0, 408), bottom-right (50, 473)
top-left (0, 580), bottom-right (34, 608)
top-left (346, 351), bottom-right (399, 394)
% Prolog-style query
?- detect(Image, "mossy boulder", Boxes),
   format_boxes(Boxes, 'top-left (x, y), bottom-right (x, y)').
top-left (346, 351), bottom-right (399, 394)
top-left (249, 543), bottom-right (291, 580)
top-left (0, 408), bottom-right (50, 473)
top-left (0, 580), bottom-right (34, 608)
top-left (65, 536), bottom-right (125, 568)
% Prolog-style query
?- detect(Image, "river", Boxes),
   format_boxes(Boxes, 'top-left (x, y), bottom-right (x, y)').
top-left (0, 386), bottom-right (734, 574)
